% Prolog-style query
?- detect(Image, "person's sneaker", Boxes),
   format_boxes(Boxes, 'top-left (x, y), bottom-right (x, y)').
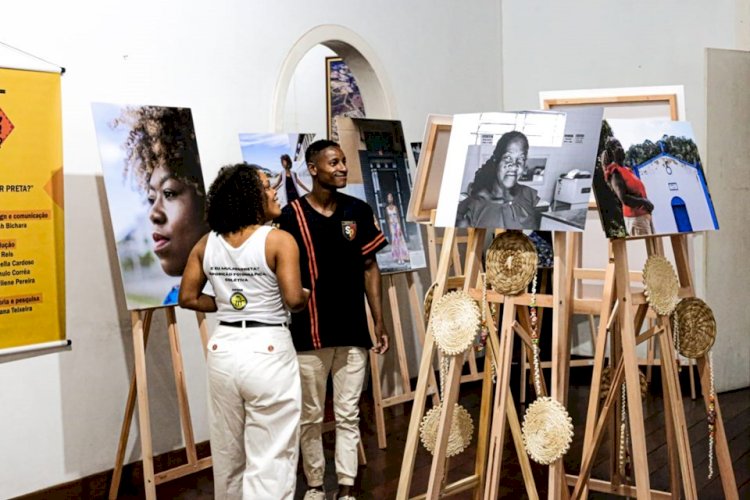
top-left (303, 488), bottom-right (326, 500)
top-left (337, 496), bottom-right (356, 500)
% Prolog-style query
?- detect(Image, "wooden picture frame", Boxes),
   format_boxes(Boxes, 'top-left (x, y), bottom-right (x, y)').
top-left (406, 114), bottom-right (452, 222)
top-left (542, 94), bottom-right (679, 120)
top-left (325, 56), bottom-right (365, 141)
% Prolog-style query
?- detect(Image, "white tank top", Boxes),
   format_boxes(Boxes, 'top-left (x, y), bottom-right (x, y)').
top-left (202, 225), bottom-right (287, 324)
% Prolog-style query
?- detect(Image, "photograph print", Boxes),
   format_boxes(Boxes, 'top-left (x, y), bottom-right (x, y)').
top-left (434, 108), bottom-right (603, 231)
top-left (92, 103), bottom-right (209, 310)
top-left (326, 56), bottom-right (366, 142)
top-left (593, 118), bottom-right (718, 238)
top-left (349, 118), bottom-right (427, 274)
top-left (239, 133), bottom-right (315, 208)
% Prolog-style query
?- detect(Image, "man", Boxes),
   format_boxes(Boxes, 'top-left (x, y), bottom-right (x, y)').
top-left (277, 139), bottom-right (390, 500)
top-left (601, 137), bottom-right (654, 236)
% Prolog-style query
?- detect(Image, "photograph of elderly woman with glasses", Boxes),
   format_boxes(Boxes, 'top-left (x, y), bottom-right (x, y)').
top-left (455, 131), bottom-right (540, 229)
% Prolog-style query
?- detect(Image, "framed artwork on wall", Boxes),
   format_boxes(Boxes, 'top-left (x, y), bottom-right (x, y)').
top-left (325, 56), bottom-right (366, 141)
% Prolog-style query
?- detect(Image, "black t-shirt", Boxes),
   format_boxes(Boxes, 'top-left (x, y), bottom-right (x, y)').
top-left (276, 193), bottom-right (388, 351)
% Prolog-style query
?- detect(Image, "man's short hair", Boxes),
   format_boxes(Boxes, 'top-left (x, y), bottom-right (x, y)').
top-left (604, 137), bottom-right (626, 165)
top-left (305, 139), bottom-right (341, 165)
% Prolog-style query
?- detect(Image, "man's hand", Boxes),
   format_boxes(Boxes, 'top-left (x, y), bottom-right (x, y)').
top-left (371, 325), bottom-right (390, 354)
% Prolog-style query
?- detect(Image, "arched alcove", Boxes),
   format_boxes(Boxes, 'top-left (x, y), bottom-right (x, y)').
top-left (272, 24), bottom-right (396, 133)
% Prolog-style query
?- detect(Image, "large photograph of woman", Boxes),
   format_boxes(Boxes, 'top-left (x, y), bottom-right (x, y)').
top-left (92, 103), bottom-right (209, 309)
top-left (435, 109), bottom-right (603, 231)
top-left (456, 131), bottom-right (540, 229)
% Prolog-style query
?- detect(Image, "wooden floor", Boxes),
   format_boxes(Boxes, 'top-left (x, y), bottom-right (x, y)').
top-left (19, 364), bottom-right (749, 499)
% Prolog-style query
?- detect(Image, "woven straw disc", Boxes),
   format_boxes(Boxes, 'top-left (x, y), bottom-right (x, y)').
top-left (672, 297), bottom-right (716, 359)
top-left (419, 403), bottom-right (474, 457)
top-left (430, 290), bottom-right (480, 355)
top-left (486, 231), bottom-right (538, 296)
top-left (423, 282), bottom-right (438, 326)
top-left (599, 367), bottom-right (648, 400)
top-left (643, 256), bottom-right (680, 316)
top-left (521, 396), bottom-right (574, 465)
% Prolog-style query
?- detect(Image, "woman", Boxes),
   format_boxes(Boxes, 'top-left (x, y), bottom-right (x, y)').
top-left (601, 137), bottom-right (654, 236)
top-left (179, 163), bottom-right (310, 499)
top-left (456, 131), bottom-right (540, 229)
top-left (272, 153), bottom-right (310, 206)
top-left (385, 192), bottom-right (410, 264)
top-left (116, 105), bottom-right (210, 304)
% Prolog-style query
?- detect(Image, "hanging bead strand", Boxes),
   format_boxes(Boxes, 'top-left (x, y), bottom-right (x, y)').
top-left (707, 351), bottom-right (716, 479)
top-left (619, 381), bottom-right (628, 476)
top-left (529, 272), bottom-right (541, 397)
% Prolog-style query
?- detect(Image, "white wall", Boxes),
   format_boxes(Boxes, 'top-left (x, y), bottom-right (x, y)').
top-left (0, 1), bottom-right (502, 497)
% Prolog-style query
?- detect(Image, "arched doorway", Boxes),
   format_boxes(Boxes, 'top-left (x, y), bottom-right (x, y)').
top-left (671, 195), bottom-right (692, 232)
top-left (271, 25), bottom-right (396, 134)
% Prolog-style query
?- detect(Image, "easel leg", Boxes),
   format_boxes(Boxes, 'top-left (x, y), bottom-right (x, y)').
top-left (657, 321), bottom-right (683, 499)
top-left (482, 299), bottom-right (516, 500)
top-left (473, 345), bottom-right (495, 500)
top-left (396, 227), bottom-right (457, 499)
top-left (368, 344), bottom-right (387, 449)
top-left (165, 307), bottom-right (198, 465)
top-left (612, 240), bottom-right (651, 497)
top-left (109, 310), bottom-right (153, 500)
top-left (388, 275), bottom-right (413, 396)
top-left (549, 232), bottom-right (573, 498)
top-left (578, 258), bottom-right (616, 498)
top-left (657, 320), bottom-right (698, 498)
top-left (132, 310), bottom-right (156, 499)
top-left (697, 356), bottom-right (739, 499)
top-left (406, 272), bottom-right (440, 407)
top-left (425, 354), bottom-right (463, 499)
top-left (671, 234), bottom-right (737, 497)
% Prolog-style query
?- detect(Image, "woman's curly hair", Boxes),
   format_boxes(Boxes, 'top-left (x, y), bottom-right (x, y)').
top-left (206, 163), bottom-right (267, 234)
top-left (114, 105), bottom-right (205, 197)
top-left (469, 131), bottom-right (529, 197)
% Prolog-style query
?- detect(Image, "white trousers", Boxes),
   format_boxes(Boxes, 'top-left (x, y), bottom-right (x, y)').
top-left (626, 214), bottom-right (654, 236)
top-left (207, 325), bottom-right (301, 500)
top-left (297, 346), bottom-right (368, 487)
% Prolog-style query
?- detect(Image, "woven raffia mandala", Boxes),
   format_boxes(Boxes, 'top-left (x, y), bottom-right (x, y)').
top-left (486, 231), bottom-right (538, 296)
top-left (423, 282), bottom-right (438, 326)
top-left (419, 403), bottom-right (474, 457)
top-left (672, 297), bottom-right (716, 359)
top-left (643, 256), bottom-right (680, 316)
top-left (521, 396), bottom-right (574, 465)
top-left (599, 367), bottom-right (648, 400)
top-left (430, 290), bottom-right (480, 355)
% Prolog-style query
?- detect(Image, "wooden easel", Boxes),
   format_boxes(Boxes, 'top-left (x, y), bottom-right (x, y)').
top-left (568, 234), bottom-right (738, 499)
top-left (483, 232), bottom-right (575, 499)
top-left (368, 270), bottom-right (440, 449)
top-left (369, 212), bottom-right (484, 450)
top-left (396, 227), bottom-right (575, 499)
top-left (108, 307), bottom-right (212, 500)
top-left (425, 211), bottom-right (484, 384)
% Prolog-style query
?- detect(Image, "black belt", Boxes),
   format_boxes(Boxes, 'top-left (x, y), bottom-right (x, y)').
top-left (219, 320), bottom-right (285, 328)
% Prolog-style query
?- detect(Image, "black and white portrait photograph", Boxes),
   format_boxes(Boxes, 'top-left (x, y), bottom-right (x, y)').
top-left (435, 109), bottom-right (604, 231)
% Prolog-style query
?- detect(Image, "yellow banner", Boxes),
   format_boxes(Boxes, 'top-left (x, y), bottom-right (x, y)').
top-left (0, 68), bottom-right (64, 350)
